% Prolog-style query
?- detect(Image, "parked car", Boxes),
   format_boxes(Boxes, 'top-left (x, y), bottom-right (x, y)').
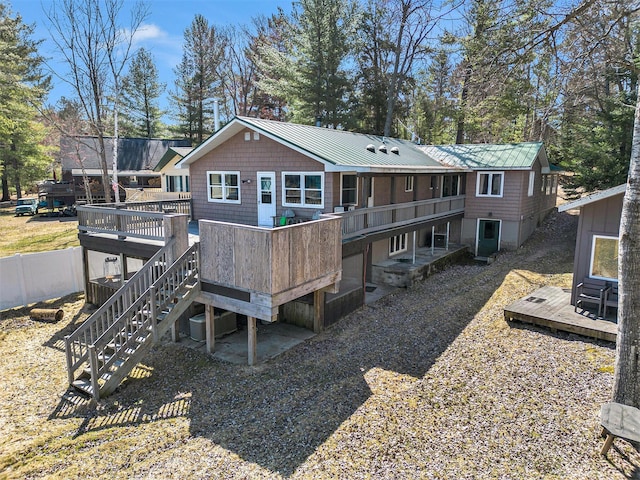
top-left (15, 198), bottom-right (39, 216)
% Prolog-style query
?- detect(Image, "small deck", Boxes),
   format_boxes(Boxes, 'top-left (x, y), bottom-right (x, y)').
top-left (504, 286), bottom-right (617, 342)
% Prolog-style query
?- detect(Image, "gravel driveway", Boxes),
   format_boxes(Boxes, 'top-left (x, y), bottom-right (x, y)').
top-left (1, 210), bottom-right (637, 479)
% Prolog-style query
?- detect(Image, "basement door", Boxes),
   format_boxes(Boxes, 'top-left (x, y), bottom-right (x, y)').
top-left (257, 172), bottom-right (276, 227)
top-left (477, 219), bottom-right (501, 257)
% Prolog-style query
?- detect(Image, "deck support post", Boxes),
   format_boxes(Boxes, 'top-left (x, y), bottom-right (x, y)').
top-left (205, 303), bottom-right (216, 353)
top-left (248, 316), bottom-right (257, 366)
top-left (171, 319), bottom-right (179, 342)
top-left (313, 290), bottom-right (325, 333)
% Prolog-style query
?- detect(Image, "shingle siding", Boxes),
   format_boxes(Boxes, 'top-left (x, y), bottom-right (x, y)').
top-left (190, 130), bottom-right (334, 225)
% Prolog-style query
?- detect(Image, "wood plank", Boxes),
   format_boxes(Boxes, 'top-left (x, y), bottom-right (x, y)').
top-left (504, 286), bottom-right (616, 342)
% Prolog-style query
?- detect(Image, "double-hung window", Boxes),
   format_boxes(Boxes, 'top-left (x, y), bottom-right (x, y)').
top-left (207, 171), bottom-right (240, 203)
top-left (283, 172), bottom-right (324, 208)
top-left (477, 172), bottom-right (504, 197)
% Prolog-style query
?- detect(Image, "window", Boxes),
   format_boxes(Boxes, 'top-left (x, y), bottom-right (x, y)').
top-left (590, 235), bottom-right (619, 281)
top-left (551, 175), bottom-right (557, 194)
top-left (443, 174), bottom-right (463, 197)
top-left (283, 172), bottom-right (324, 208)
top-left (477, 172), bottom-right (503, 197)
top-left (405, 176), bottom-right (414, 192)
top-left (389, 233), bottom-right (408, 255)
top-left (341, 174), bottom-right (357, 205)
top-left (167, 175), bottom-right (189, 192)
top-left (528, 171), bottom-right (535, 197)
top-left (207, 171), bottom-right (240, 203)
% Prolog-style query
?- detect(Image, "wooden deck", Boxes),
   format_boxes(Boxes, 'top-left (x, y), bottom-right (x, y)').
top-left (504, 286), bottom-right (617, 342)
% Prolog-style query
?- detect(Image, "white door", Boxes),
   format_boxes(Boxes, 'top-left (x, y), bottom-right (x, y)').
top-left (257, 172), bottom-right (276, 226)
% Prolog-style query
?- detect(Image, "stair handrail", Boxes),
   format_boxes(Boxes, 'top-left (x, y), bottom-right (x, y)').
top-left (86, 243), bottom-right (200, 391)
top-left (64, 239), bottom-right (175, 383)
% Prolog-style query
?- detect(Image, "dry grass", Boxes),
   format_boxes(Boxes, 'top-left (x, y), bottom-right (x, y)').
top-left (1, 211), bottom-right (638, 479)
top-left (0, 204), bottom-right (79, 258)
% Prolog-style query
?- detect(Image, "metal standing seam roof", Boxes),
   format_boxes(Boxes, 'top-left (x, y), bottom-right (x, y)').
top-left (238, 116), bottom-right (450, 169)
top-left (179, 116), bottom-right (462, 172)
top-left (418, 142), bottom-right (544, 170)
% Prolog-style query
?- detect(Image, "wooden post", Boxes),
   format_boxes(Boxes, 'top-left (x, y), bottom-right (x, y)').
top-left (313, 290), bottom-right (325, 333)
top-left (150, 286), bottom-right (158, 343)
top-left (171, 319), bottom-right (179, 342)
top-left (248, 316), bottom-right (257, 366)
top-left (163, 213), bottom-right (189, 263)
top-left (205, 303), bottom-right (215, 353)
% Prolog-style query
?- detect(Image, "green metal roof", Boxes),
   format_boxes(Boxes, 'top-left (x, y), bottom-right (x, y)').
top-left (237, 117), bottom-right (446, 169)
top-left (419, 142), bottom-right (544, 170)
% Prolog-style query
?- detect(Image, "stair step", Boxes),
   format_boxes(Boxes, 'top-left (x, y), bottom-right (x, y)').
top-left (72, 378), bottom-right (94, 396)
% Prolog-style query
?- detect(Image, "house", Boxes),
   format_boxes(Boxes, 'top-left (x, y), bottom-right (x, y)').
top-left (66, 117), bottom-right (559, 399)
top-left (154, 146), bottom-right (193, 194)
top-left (176, 116), bottom-right (470, 326)
top-left (59, 135), bottom-right (192, 202)
top-left (419, 143), bottom-right (558, 257)
top-left (558, 184), bottom-right (625, 308)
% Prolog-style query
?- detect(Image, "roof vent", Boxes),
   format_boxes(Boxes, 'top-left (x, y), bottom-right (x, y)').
top-left (390, 146), bottom-right (400, 155)
top-left (366, 144), bottom-right (376, 153)
top-left (378, 145), bottom-right (387, 154)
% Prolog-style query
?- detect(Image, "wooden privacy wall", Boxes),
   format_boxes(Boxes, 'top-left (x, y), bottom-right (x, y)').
top-left (199, 215), bottom-right (342, 297)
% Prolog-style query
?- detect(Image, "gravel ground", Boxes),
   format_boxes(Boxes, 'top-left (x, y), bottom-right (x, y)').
top-left (1, 210), bottom-right (638, 479)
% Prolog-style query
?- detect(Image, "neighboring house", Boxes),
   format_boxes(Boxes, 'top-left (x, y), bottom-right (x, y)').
top-left (59, 136), bottom-right (192, 202)
top-left (558, 184), bottom-right (625, 306)
top-left (154, 146), bottom-right (193, 193)
top-left (419, 143), bottom-right (558, 257)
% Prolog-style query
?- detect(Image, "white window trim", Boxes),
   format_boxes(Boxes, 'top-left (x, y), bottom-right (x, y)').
top-left (476, 171), bottom-right (504, 198)
top-left (207, 171), bottom-right (241, 204)
top-left (589, 234), bottom-right (619, 281)
top-left (405, 175), bottom-right (414, 192)
top-left (282, 172), bottom-right (324, 209)
top-left (340, 172), bottom-right (358, 206)
top-left (389, 233), bottom-right (408, 256)
top-left (528, 171), bottom-right (535, 197)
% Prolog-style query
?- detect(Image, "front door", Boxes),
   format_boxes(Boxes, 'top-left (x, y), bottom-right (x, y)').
top-left (477, 219), bottom-right (500, 257)
top-left (257, 172), bottom-right (276, 226)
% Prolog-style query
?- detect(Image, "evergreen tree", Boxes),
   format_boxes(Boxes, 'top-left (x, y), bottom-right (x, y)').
top-left (120, 48), bottom-right (166, 138)
top-left (0, 3), bottom-right (51, 201)
top-left (171, 14), bottom-right (226, 144)
top-left (558, 4), bottom-right (637, 196)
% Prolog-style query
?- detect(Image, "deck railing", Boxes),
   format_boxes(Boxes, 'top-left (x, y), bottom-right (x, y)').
top-left (77, 199), bottom-right (190, 240)
top-left (125, 188), bottom-right (191, 202)
top-left (338, 195), bottom-right (465, 239)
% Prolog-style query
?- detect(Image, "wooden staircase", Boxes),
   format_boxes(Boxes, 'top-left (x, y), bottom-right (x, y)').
top-left (65, 242), bottom-right (200, 400)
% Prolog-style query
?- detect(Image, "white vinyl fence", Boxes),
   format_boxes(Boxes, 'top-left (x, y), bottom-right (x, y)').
top-left (0, 247), bottom-right (84, 311)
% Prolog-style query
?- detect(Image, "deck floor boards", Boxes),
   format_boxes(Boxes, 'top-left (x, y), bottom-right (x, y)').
top-left (504, 286), bottom-right (617, 342)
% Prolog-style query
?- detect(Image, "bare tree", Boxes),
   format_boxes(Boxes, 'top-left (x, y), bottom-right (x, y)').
top-left (382, 0), bottom-right (449, 137)
top-left (45, 0), bottom-right (148, 203)
top-left (613, 90), bottom-right (640, 406)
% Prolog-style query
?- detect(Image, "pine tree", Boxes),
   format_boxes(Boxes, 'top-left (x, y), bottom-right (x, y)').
top-left (171, 15), bottom-right (226, 144)
top-left (120, 48), bottom-right (166, 138)
top-left (0, 4), bottom-right (51, 201)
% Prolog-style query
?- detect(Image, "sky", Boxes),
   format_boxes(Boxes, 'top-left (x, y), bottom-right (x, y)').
top-left (12, 0), bottom-right (292, 115)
